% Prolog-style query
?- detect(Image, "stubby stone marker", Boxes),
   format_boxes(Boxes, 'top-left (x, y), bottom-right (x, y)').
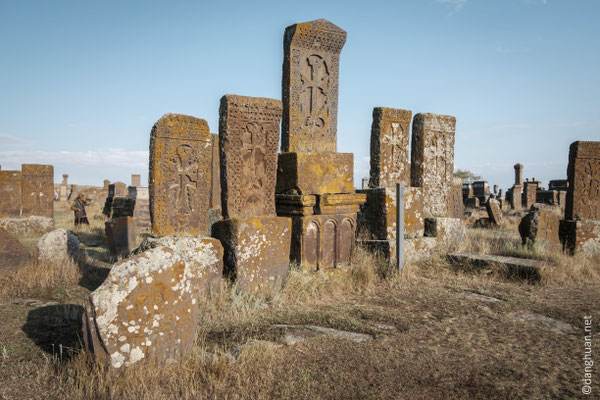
top-left (281, 19), bottom-right (347, 152)
top-left (21, 164), bottom-right (53, 218)
top-left (149, 114), bottom-right (212, 237)
top-left (411, 113), bottom-right (456, 218)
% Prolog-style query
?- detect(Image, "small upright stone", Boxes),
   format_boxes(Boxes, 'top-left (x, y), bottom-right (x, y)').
top-left (411, 113), bottom-right (456, 218)
top-left (149, 114), bottom-right (212, 236)
top-left (486, 199), bottom-right (504, 226)
top-left (131, 174), bottom-right (141, 187)
top-left (0, 170), bottom-right (22, 217)
top-left (105, 217), bottom-right (137, 257)
top-left (369, 107), bottom-right (412, 187)
top-left (218, 95), bottom-right (282, 219)
top-left (37, 229), bottom-right (80, 262)
top-left (519, 206), bottom-right (561, 249)
top-left (281, 19), bottom-right (347, 152)
top-left (21, 164), bottom-right (53, 218)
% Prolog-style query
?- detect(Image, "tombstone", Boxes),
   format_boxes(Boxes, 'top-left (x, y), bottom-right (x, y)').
top-left (361, 178), bottom-right (369, 190)
top-left (486, 199), bottom-right (504, 226)
top-left (281, 19), bottom-right (347, 152)
top-left (514, 163), bottom-right (524, 185)
top-left (536, 190), bottom-right (558, 205)
top-left (465, 197), bottom-right (480, 208)
top-left (548, 179), bottom-right (568, 191)
top-left (447, 184), bottom-right (465, 219)
top-left (128, 186), bottom-right (151, 232)
top-left (21, 164), bottom-right (53, 218)
top-left (0, 170), bottom-right (22, 217)
top-left (519, 205), bottom-right (561, 249)
top-left (522, 182), bottom-right (537, 210)
top-left (493, 184), bottom-right (498, 195)
top-left (462, 183), bottom-right (473, 201)
top-left (105, 217), bottom-right (137, 257)
top-left (102, 184), bottom-right (116, 216)
top-left (212, 95), bottom-right (291, 291)
top-left (103, 179), bottom-right (110, 190)
top-left (498, 189), bottom-right (504, 199)
top-left (565, 141), bottom-right (600, 221)
top-left (369, 107), bottom-right (412, 188)
top-left (411, 113), bottom-right (456, 218)
top-left (472, 180), bottom-right (490, 199)
top-left (131, 174), bottom-right (141, 187)
top-left (209, 133), bottom-right (221, 210)
top-left (508, 184), bottom-right (523, 210)
top-left (0, 226), bottom-right (30, 270)
top-left (149, 114), bottom-right (212, 237)
top-left (113, 182), bottom-right (128, 197)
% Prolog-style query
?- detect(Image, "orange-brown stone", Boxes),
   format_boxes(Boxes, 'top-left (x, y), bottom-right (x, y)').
top-left (21, 164), bottom-right (53, 218)
top-left (0, 226), bottom-right (29, 270)
top-left (0, 170), bottom-right (22, 217)
top-left (565, 141), bottom-right (600, 221)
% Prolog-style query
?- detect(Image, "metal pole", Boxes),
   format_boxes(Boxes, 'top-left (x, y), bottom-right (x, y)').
top-left (396, 183), bottom-right (405, 271)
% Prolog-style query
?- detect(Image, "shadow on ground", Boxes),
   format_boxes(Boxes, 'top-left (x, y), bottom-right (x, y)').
top-left (22, 304), bottom-right (84, 358)
top-left (77, 260), bottom-right (110, 292)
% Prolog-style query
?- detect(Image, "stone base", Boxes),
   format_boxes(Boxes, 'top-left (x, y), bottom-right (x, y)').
top-left (276, 152), bottom-right (354, 195)
top-left (290, 213), bottom-right (357, 272)
top-left (357, 187), bottom-right (424, 242)
top-left (105, 217), bottom-right (137, 257)
top-left (559, 219), bottom-right (600, 256)
top-left (0, 216), bottom-right (54, 236)
top-left (212, 216), bottom-right (291, 292)
top-left (276, 194), bottom-right (317, 216)
top-left (424, 217), bottom-right (466, 251)
top-left (358, 237), bottom-right (437, 262)
top-left (316, 193), bottom-right (366, 215)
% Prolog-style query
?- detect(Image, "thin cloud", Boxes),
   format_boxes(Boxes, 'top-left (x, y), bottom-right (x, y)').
top-left (436, 0), bottom-right (468, 14)
top-left (0, 149), bottom-right (148, 169)
top-left (0, 134), bottom-right (35, 147)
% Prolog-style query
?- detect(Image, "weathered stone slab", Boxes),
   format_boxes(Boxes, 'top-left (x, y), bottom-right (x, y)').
top-left (410, 113), bottom-right (456, 218)
top-left (518, 207), bottom-right (561, 249)
top-left (21, 164), bottom-right (53, 218)
top-left (522, 182), bottom-right (537, 210)
top-left (465, 197), bottom-right (479, 208)
top-left (514, 163), bottom-right (524, 185)
top-left (149, 114), bottom-right (212, 237)
top-left (316, 193), bottom-right (366, 215)
top-left (447, 185), bottom-right (465, 219)
top-left (82, 242), bottom-right (222, 368)
top-left (424, 217), bottom-right (466, 251)
top-left (37, 229), bottom-right (80, 262)
top-left (486, 199), bottom-right (504, 226)
top-left (508, 184), bottom-right (522, 210)
top-left (132, 237), bottom-right (224, 298)
top-left (105, 217), bottom-right (137, 257)
top-left (0, 216), bottom-right (54, 235)
top-left (276, 152), bottom-right (354, 195)
top-left (275, 194), bottom-right (316, 216)
top-left (212, 217), bottom-right (291, 292)
top-left (0, 170), bottom-right (22, 217)
top-left (549, 179), bottom-right (567, 191)
top-left (218, 95), bottom-right (282, 219)
top-left (447, 253), bottom-right (548, 281)
top-left (290, 213), bottom-right (356, 272)
top-left (209, 133), bottom-right (221, 210)
top-left (282, 19), bottom-right (347, 152)
top-left (128, 186), bottom-right (151, 232)
top-left (472, 181), bottom-right (490, 198)
top-left (358, 236), bottom-right (437, 262)
top-left (369, 107), bottom-right (412, 187)
top-left (357, 187), bottom-right (424, 241)
top-left (536, 190), bottom-right (559, 205)
top-left (511, 312), bottom-right (578, 335)
top-left (131, 174), bottom-right (141, 187)
top-left (565, 141), bottom-right (600, 221)
top-left (462, 183), bottom-right (473, 200)
top-left (559, 219), bottom-right (600, 256)
top-left (0, 226), bottom-right (29, 270)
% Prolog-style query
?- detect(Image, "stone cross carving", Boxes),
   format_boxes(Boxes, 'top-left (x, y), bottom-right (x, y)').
top-left (565, 141), bottom-right (600, 220)
top-left (21, 164), bottom-right (53, 218)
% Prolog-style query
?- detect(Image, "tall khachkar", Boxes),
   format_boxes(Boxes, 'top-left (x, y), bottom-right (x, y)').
top-left (277, 19), bottom-right (365, 272)
top-left (560, 141), bottom-right (600, 256)
top-left (149, 114), bottom-right (213, 237)
top-left (281, 19), bottom-right (346, 153)
top-left (212, 95), bottom-right (292, 292)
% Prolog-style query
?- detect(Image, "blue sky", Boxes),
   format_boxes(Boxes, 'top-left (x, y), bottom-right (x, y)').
top-left (0, 0), bottom-right (598, 190)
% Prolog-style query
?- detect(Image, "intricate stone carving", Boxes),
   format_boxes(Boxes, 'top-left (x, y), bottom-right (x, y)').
top-left (21, 164), bottom-right (53, 218)
top-left (282, 19), bottom-right (347, 152)
top-left (219, 95), bottom-right (282, 219)
top-left (566, 141), bottom-right (600, 221)
top-left (149, 114), bottom-right (212, 237)
top-left (411, 113), bottom-right (456, 218)
top-left (0, 171), bottom-right (22, 217)
top-left (369, 107), bottom-right (412, 187)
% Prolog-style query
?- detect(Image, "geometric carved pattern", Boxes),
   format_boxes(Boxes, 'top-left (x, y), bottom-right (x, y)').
top-left (282, 19), bottom-right (347, 152)
top-left (149, 114), bottom-right (212, 237)
top-left (219, 95), bottom-right (282, 219)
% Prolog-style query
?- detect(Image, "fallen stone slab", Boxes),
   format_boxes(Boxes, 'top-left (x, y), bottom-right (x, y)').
top-left (284, 328), bottom-right (323, 345)
top-left (306, 325), bottom-right (374, 343)
top-left (447, 253), bottom-right (551, 281)
top-left (460, 291), bottom-right (503, 303)
top-left (511, 312), bottom-right (578, 335)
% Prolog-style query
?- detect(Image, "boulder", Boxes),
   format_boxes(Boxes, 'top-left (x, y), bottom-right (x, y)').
top-left (37, 229), bottom-right (80, 262)
top-left (518, 207), bottom-right (561, 248)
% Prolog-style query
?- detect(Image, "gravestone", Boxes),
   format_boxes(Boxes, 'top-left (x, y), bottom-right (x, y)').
top-left (128, 186), bottom-right (151, 232)
top-left (113, 182), bottom-right (127, 197)
top-left (281, 19), bottom-right (347, 152)
top-left (21, 164), bottom-right (53, 218)
top-left (369, 107), bottom-right (412, 188)
top-left (509, 184), bottom-right (523, 209)
top-left (131, 174), bottom-right (141, 187)
top-left (105, 217), bottom-right (137, 257)
top-left (218, 95), bottom-right (281, 219)
top-left (486, 199), bottom-right (504, 226)
top-left (213, 95), bottom-right (291, 291)
top-left (549, 179), bottom-right (568, 191)
top-left (447, 184), bottom-right (465, 219)
top-left (0, 226), bottom-right (29, 270)
top-left (519, 206), bottom-right (561, 249)
top-left (411, 113), bottom-right (456, 218)
top-left (0, 170), bottom-right (22, 217)
top-left (462, 183), bottom-right (473, 201)
top-left (514, 163), bottom-right (524, 185)
top-left (565, 141), bottom-right (600, 221)
top-left (209, 133), bottom-right (221, 210)
top-left (149, 114), bottom-right (212, 237)
top-left (522, 182), bottom-right (537, 210)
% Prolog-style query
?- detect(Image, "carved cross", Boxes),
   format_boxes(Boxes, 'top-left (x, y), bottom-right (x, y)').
top-left (300, 55), bottom-right (329, 125)
top-left (381, 122), bottom-right (404, 178)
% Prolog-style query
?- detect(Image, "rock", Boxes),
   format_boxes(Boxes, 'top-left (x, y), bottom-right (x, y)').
top-left (447, 253), bottom-right (550, 281)
top-left (133, 236), bottom-right (224, 298)
top-left (0, 227), bottom-right (30, 270)
top-left (284, 328), bottom-right (323, 345)
top-left (485, 199), bottom-right (504, 226)
top-left (518, 208), bottom-right (561, 248)
top-left (37, 229), bottom-right (80, 262)
top-left (511, 312), bottom-right (578, 334)
top-left (0, 216), bottom-right (54, 236)
top-left (82, 241), bottom-right (222, 368)
top-left (424, 217), bottom-right (466, 251)
top-left (306, 325), bottom-right (374, 343)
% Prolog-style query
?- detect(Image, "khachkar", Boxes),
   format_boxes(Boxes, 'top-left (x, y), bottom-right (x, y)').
top-left (149, 114), bottom-right (213, 237)
top-left (21, 164), bottom-right (54, 218)
top-left (276, 19), bottom-right (366, 272)
top-left (212, 95), bottom-right (292, 292)
top-left (559, 141), bottom-right (600, 256)
top-left (0, 170), bottom-right (22, 217)
top-left (411, 113), bottom-right (456, 218)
